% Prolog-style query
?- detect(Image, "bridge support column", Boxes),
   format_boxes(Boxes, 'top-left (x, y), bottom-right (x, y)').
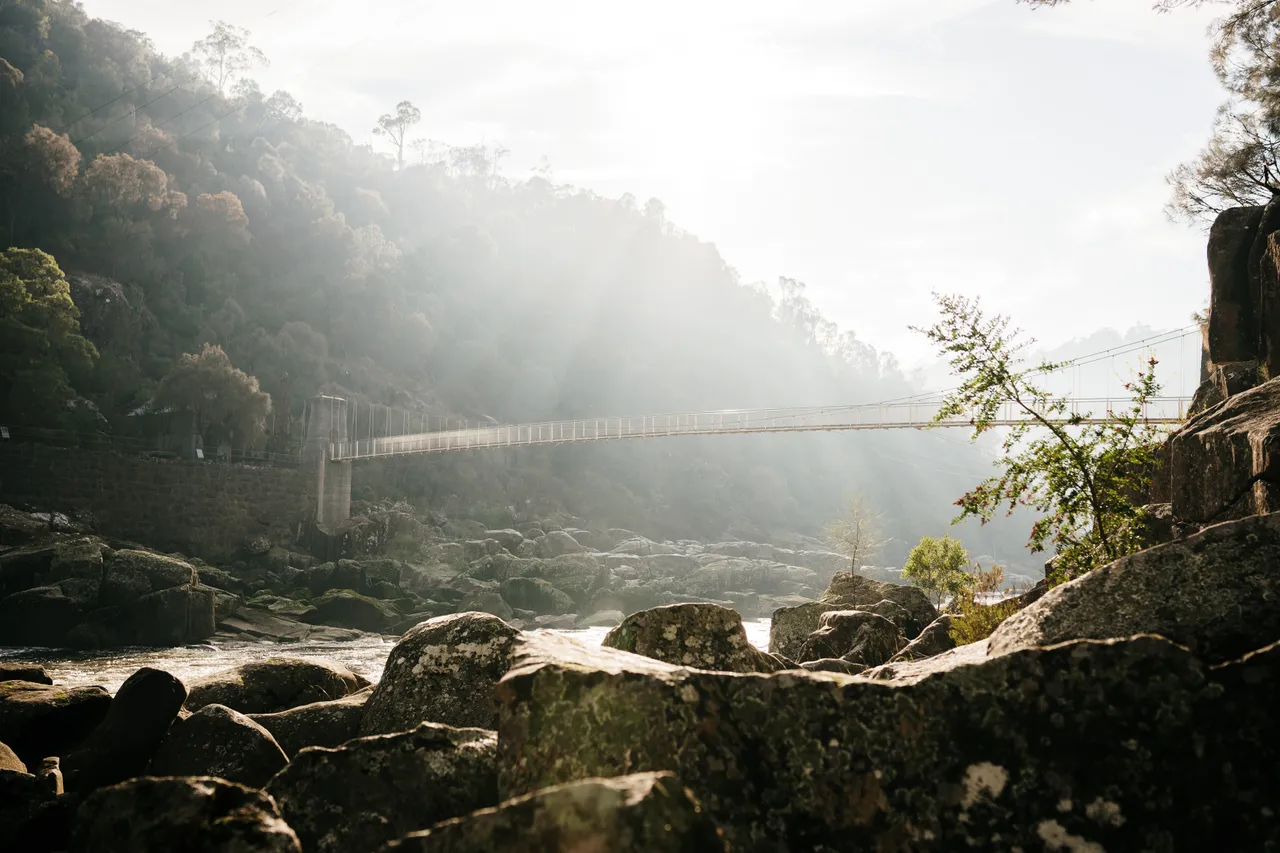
top-left (304, 395), bottom-right (352, 527)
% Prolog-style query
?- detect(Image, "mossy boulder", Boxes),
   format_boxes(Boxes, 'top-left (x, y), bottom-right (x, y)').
top-left (100, 549), bottom-right (197, 606)
top-left (267, 723), bottom-right (498, 853)
top-left (383, 771), bottom-right (728, 852)
top-left (185, 658), bottom-right (366, 714)
top-left (603, 603), bottom-right (788, 673)
top-left (770, 573), bottom-right (938, 660)
top-left (72, 776), bottom-right (301, 852)
top-left (796, 610), bottom-right (905, 667)
top-left (248, 689), bottom-right (371, 758)
top-left (300, 589), bottom-right (400, 632)
top-left (148, 703), bottom-right (288, 788)
top-left (360, 613), bottom-right (519, 735)
top-left (0, 680), bottom-right (111, 767)
top-left (499, 577), bottom-right (574, 616)
top-left (495, 632), bottom-right (1278, 851)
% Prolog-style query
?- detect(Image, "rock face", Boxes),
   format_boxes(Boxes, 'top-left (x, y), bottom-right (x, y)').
top-left (1169, 377), bottom-right (1280, 524)
top-left (0, 680), bottom-right (111, 766)
top-left (266, 723), bottom-right (498, 853)
top-left (360, 613), bottom-right (520, 735)
top-left (383, 772), bottom-right (728, 853)
top-left (769, 572), bottom-right (937, 661)
top-left (148, 704), bottom-right (289, 788)
top-left (248, 689), bottom-right (371, 758)
top-left (72, 776), bottom-right (301, 852)
top-left (496, 632), bottom-right (1278, 851)
top-left (603, 603), bottom-right (788, 673)
top-left (185, 658), bottom-right (366, 714)
top-left (796, 610), bottom-right (905, 667)
top-left (988, 511), bottom-right (1280, 664)
top-left (62, 667), bottom-right (187, 792)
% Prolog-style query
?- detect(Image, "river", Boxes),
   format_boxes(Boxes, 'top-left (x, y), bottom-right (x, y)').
top-left (0, 619), bottom-right (774, 693)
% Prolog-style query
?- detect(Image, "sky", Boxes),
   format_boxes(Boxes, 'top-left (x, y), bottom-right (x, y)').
top-left (84, 0), bottom-right (1226, 369)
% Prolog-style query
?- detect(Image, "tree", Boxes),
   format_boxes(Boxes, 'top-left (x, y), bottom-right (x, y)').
top-left (948, 563), bottom-right (1023, 645)
top-left (190, 20), bottom-right (268, 93)
top-left (0, 249), bottom-right (97, 424)
top-left (902, 534), bottom-right (972, 606)
top-left (913, 293), bottom-right (1165, 582)
top-left (153, 344), bottom-right (271, 448)
top-left (373, 100), bottom-right (422, 169)
top-left (825, 494), bottom-right (887, 569)
top-left (0, 125), bottom-right (81, 244)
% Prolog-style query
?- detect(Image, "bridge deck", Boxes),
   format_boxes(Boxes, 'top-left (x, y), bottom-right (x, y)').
top-left (329, 396), bottom-right (1191, 461)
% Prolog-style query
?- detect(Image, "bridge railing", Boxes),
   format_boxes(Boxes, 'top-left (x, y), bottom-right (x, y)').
top-left (328, 396), bottom-right (1191, 461)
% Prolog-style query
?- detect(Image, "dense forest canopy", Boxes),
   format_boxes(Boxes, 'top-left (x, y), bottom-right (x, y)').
top-left (0, 0), bottom-right (1048, 570)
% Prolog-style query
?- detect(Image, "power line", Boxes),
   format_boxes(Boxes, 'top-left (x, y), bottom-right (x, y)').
top-left (53, 60), bottom-right (191, 134)
top-left (72, 70), bottom-right (206, 147)
top-left (131, 103), bottom-right (246, 162)
top-left (103, 90), bottom-right (222, 156)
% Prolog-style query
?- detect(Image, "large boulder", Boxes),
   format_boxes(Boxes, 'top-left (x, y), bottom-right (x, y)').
top-left (148, 703), bottom-right (289, 788)
top-left (360, 613), bottom-right (520, 735)
top-left (1, 764), bottom-right (70, 851)
top-left (71, 776), bottom-right (301, 852)
top-left (185, 658), bottom-right (366, 714)
top-left (988, 511), bottom-right (1280, 664)
top-left (888, 614), bottom-right (957, 663)
top-left (0, 665), bottom-right (52, 685)
top-left (249, 689), bottom-right (371, 757)
top-left (535, 531), bottom-right (583, 558)
top-left (495, 632), bottom-right (1278, 851)
top-left (382, 771), bottom-right (728, 853)
top-left (458, 590), bottom-right (514, 621)
top-left (796, 610), bottom-right (905, 667)
top-left (603, 603), bottom-right (788, 673)
top-left (0, 739), bottom-right (26, 772)
top-left (769, 572), bottom-right (937, 660)
top-left (0, 585), bottom-right (84, 645)
top-left (62, 667), bottom-right (187, 792)
top-left (499, 577), bottom-right (574, 616)
top-left (100, 549), bottom-right (196, 606)
top-left (1169, 377), bottom-right (1280, 523)
top-left (485, 529), bottom-right (526, 553)
top-left (0, 680), bottom-right (110, 766)
top-left (266, 723), bottom-right (498, 853)
top-left (300, 589), bottom-right (400, 632)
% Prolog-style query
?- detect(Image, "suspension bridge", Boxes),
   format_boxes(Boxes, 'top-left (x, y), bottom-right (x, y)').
top-left (300, 326), bottom-right (1202, 524)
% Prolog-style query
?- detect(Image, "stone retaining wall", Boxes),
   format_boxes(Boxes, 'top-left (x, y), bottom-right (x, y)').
top-left (0, 444), bottom-right (309, 558)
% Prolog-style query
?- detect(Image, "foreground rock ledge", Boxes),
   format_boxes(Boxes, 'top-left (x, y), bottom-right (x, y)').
top-left (496, 632), bottom-right (1278, 851)
top-left (382, 771), bottom-right (728, 853)
top-left (987, 510), bottom-right (1280, 663)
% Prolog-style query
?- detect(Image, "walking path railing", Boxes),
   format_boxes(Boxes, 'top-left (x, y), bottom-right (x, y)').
top-left (329, 396), bottom-right (1192, 461)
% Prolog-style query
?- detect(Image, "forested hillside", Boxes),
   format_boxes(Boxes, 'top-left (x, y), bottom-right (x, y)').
top-left (0, 1), bottom-right (1034, 569)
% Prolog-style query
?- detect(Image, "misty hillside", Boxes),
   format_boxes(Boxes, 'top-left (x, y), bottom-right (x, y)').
top-left (0, 2), bottom-right (1044, 571)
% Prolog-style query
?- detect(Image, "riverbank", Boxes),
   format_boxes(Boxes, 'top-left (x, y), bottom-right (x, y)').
top-left (0, 620), bottom-right (775, 692)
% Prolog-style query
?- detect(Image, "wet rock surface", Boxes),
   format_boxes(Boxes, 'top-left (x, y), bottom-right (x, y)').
top-left (267, 722), bottom-right (498, 853)
top-left (0, 664), bottom-right (53, 685)
top-left (185, 657), bottom-right (366, 714)
top-left (360, 613), bottom-right (520, 735)
top-left (603, 603), bottom-right (788, 673)
top-left (382, 771), bottom-right (728, 853)
top-left (148, 703), bottom-right (289, 788)
top-left (72, 776), bottom-right (301, 852)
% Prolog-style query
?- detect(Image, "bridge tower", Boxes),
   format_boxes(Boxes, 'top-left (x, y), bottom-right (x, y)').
top-left (303, 395), bottom-right (352, 526)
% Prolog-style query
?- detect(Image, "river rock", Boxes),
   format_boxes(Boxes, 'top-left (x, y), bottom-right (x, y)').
top-left (249, 689), bottom-right (371, 757)
top-left (603, 603), bottom-right (788, 673)
top-left (0, 585), bottom-right (83, 645)
top-left (496, 631), bottom-right (1280, 850)
top-left (796, 610), bottom-right (905, 667)
top-left (988, 511), bottom-right (1280, 664)
top-left (888, 614), bottom-right (957, 663)
top-left (148, 703), bottom-right (288, 788)
top-left (0, 763), bottom-right (67, 852)
top-left (769, 572), bottom-right (937, 660)
top-left (458, 589), bottom-right (514, 621)
top-left (62, 667), bottom-right (187, 792)
top-left (0, 664), bottom-right (52, 685)
top-left (300, 589), bottom-right (400, 631)
top-left (535, 531), bottom-right (583, 558)
top-left (266, 723), bottom-right (498, 853)
top-left (100, 549), bottom-right (196, 606)
top-left (579, 609), bottom-right (624, 627)
top-left (360, 613), bottom-right (520, 735)
top-left (71, 776), bottom-right (301, 852)
top-left (382, 771), bottom-right (728, 853)
top-left (0, 680), bottom-right (110, 766)
top-left (485, 529), bottom-right (525, 553)
top-left (185, 658), bottom-right (366, 714)
top-left (499, 578), bottom-right (574, 615)
top-left (798, 658), bottom-right (867, 675)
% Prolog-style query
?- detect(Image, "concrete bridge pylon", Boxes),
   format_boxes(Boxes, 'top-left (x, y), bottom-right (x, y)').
top-left (303, 395), bottom-right (352, 526)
